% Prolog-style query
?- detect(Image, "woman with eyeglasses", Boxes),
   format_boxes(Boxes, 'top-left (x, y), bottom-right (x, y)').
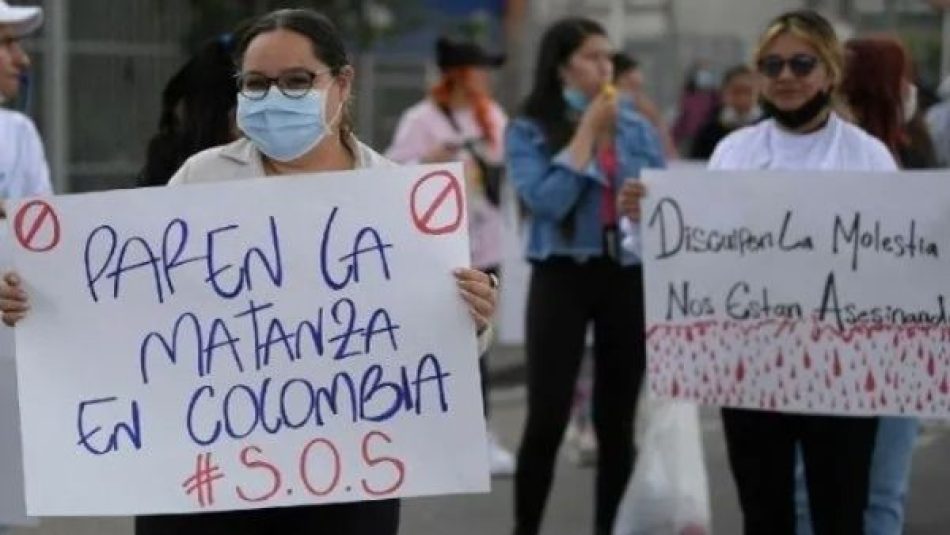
top-left (0, 9), bottom-right (497, 535)
top-left (708, 11), bottom-right (896, 535)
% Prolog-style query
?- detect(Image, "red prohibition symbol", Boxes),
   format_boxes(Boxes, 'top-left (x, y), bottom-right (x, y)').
top-left (13, 200), bottom-right (61, 252)
top-left (410, 171), bottom-right (464, 236)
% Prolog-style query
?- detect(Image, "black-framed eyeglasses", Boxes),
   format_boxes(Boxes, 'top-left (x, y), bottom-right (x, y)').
top-left (236, 68), bottom-right (331, 100)
top-left (757, 54), bottom-right (819, 79)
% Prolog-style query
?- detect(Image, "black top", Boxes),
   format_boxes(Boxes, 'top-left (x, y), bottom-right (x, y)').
top-left (690, 112), bottom-right (734, 160)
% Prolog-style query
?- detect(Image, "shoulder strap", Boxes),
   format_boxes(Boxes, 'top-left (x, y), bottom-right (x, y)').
top-left (437, 103), bottom-right (462, 133)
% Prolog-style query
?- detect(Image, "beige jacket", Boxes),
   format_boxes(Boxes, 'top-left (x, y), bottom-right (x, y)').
top-left (169, 137), bottom-right (493, 354)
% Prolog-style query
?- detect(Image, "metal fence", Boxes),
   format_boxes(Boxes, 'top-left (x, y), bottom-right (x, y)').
top-left (8, 0), bottom-right (946, 193)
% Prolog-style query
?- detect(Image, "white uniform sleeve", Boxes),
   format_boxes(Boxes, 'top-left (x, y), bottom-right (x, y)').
top-left (865, 139), bottom-right (899, 172)
top-left (14, 117), bottom-right (51, 196)
top-left (707, 133), bottom-right (736, 170)
top-left (166, 158), bottom-right (192, 186)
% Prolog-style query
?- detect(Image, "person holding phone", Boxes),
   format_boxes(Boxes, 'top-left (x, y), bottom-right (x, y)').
top-left (385, 35), bottom-right (515, 477)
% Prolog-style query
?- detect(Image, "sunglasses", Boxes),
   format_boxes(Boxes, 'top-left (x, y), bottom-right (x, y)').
top-left (757, 54), bottom-right (819, 79)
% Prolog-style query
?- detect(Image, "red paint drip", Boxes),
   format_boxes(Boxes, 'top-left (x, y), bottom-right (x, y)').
top-left (736, 360), bottom-right (745, 382)
top-left (928, 354), bottom-right (936, 377)
top-left (833, 351), bottom-right (842, 377)
top-left (865, 370), bottom-right (876, 392)
top-left (776, 350), bottom-right (784, 368)
top-left (940, 375), bottom-right (949, 395)
top-left (803, 350), bottom-right (812, 369)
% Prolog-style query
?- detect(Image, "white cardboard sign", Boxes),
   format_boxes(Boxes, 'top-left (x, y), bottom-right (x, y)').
top-left (10, 163), bottom-right (489, 515)
top-left (642, 169), bottom-right (950, 418)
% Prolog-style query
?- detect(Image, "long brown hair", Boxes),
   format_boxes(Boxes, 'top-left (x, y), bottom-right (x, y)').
top-left (430, 67), bottom-right (498, 148)
top-left (842, 37), bottom-right (909, 156)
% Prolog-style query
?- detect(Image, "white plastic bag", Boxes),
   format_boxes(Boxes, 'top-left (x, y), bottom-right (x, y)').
top-left (612, 395), bottom-right (711, 535)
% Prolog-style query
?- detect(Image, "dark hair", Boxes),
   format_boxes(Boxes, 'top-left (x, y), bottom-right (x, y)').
top-left (521, 17), bottom-right (607, 151)
top-left (139, 36), bottom-right (237, 187)
top-left (722, 64), bottom-right (753, 87)
top-left (235, 9), bottom-right (356, 158)
top-left (612, 52), bottom-right (638, 78)
top-left (843, 37), bottom-right (907, 157)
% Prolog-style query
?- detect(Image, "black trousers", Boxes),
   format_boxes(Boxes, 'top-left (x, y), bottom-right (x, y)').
top-left (479, 265), bottom-right (501, 418)
top-left (514, 259), bottom-right (645, 535)
top-left (722, 408), bottom-right (879, 535)
top-left (135, 499), bottom-right (400, 535)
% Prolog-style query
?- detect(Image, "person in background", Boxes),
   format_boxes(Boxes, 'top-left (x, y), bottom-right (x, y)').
top-left (612, 53), bottom-right (678, 159)
top-left (709, 11), bottom-right (895, 535)
top-left (925, 75), bottom-right (950, 167)
top-left (0, 0), bottom-right (49, 209)
top-left (385, 35), bottom-right (516, 477)
top-left (0, 2), bottom-right (48, 534)
top-left (671, 61), bottom-right (720, 152)
top-left (0, 9), bottom-right (498, 535)
top-left (561, 50), bottom-right (681, 470)
top-left (690, 65), bottom-right (763, 159)
top-left (506, 16), bottom-right (664, 535)
top-left (794, 35), bottom-right (936, 535)
top-left (139, 34), bottom-right (240, 187)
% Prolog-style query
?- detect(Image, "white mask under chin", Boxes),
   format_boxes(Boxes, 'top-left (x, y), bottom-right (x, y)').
top-left (903, 84), bottom-right (918, 124)
top-left (720, 105), bottom-right (763, 127)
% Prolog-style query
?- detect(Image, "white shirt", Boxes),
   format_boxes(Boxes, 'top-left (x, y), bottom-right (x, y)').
top-left (169, 136), bottom-right (392, 185)
top-left (708, 112), bottom-right (897, 172)
top-left (0, 108), bottom-right (51, 198)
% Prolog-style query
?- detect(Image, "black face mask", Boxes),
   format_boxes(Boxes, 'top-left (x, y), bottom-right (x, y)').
top-left (761, 90), bottom-right (831, 130)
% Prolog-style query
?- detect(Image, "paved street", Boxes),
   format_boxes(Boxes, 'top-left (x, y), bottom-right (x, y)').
top-left (10, 347), bottom-right (950, 535)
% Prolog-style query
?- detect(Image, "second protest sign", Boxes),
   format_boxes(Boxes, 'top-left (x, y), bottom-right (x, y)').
top-left (642, 169), bottom-right (950, 418)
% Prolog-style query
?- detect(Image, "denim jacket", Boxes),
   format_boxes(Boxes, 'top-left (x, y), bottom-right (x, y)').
top-left (505, 105), bottom-right (665, 265)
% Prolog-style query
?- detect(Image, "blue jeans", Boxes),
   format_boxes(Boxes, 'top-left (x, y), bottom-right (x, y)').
top-left (795, 417), bottom-right (918, 535)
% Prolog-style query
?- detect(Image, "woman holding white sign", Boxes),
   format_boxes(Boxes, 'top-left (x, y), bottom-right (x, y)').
top-left (0, 8), bottom-right (498, 535)
top-left (705, 10), bottom-right (897, 535)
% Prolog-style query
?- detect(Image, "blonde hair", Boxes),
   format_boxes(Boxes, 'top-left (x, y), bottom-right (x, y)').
top-left (754, 10), bottom-right (844, 90)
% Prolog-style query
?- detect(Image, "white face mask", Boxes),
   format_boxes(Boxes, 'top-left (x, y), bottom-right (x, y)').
top-left (720, 104), bottom-right (763, 127)
top-left (694, 69), bottom-right (716, 90)
top-left (902, 83), bottom-right (918, 124)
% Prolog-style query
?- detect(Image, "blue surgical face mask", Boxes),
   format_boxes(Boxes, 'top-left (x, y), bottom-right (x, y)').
top-left (237, 88), bottom-right (336, 162)
top-left (563, 87), bottom-right (591, 112)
